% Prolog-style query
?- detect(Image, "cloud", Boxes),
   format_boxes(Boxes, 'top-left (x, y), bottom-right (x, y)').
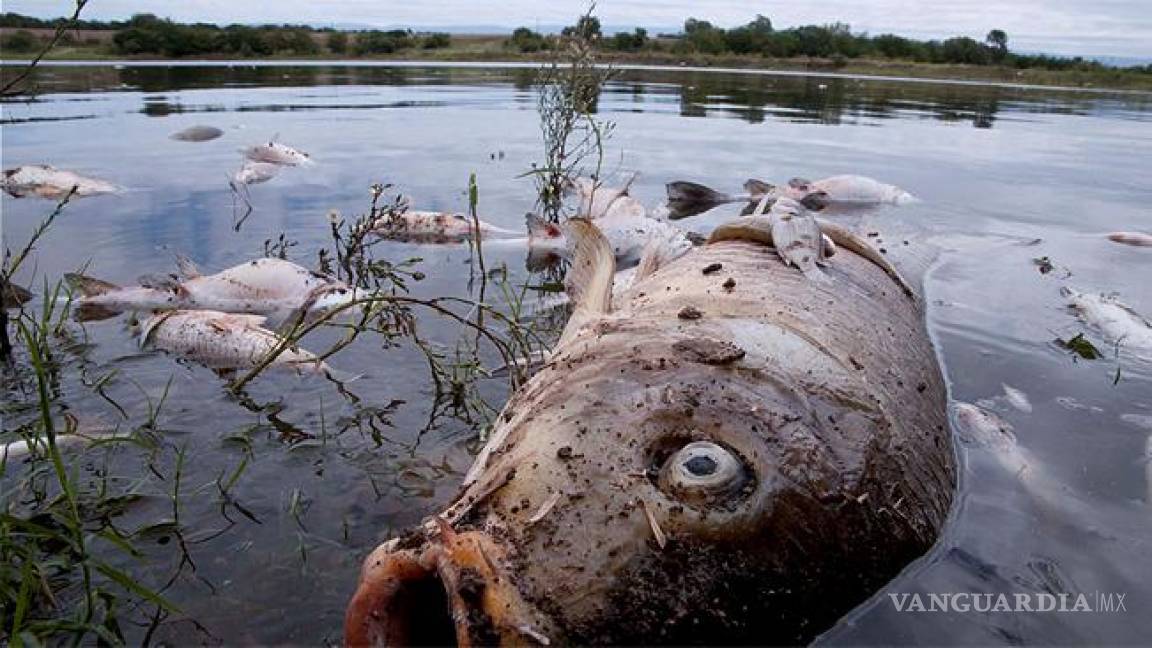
top-left (7, 0), bottom-right (1151, 57)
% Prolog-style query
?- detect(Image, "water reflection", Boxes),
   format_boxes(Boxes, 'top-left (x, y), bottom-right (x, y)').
top-left (4, 63), bottom-right (1151, 130)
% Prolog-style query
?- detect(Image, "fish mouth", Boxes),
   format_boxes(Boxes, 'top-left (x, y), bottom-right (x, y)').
top-left (345, 520), bottom-right (552, 647)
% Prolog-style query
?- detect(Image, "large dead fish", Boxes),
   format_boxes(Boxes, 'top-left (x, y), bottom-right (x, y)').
top-left (2, 165), bottom-right (121, 199)
top-left (371, 210), bottom-right (522, 244)
top-left (346, 215), bottom-right (953, 645)
top-left (138, 310), bottom-right (333, 376)
top-left (243, 140), bottom-right (312, 166)
top-left (67, 257), bottom-right (359, 322)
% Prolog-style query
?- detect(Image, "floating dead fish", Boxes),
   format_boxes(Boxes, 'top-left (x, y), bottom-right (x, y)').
top-left (1062, 287), bottom-right (1152, 355)
top-left (1001, 383), bottom-right (1033, 413)
top-left (2, 165), bottom-right (121, 199)
top-left (231, 161), bottom-right (281, 186)
top-left (346, 216), bottom-right (953, 645)
top-left (1120, 413), bottom-right (1152, 432)
top-left (1107, 231), bottom-right (1152, 248)
top-left (170, 125), bottom-right (224, 142)
top-left (371, 210), bottom-right (522, 244)
top-left (2, 428), bottom-right (126, 462)
top-left (666, 173), bottom-right (914, 218)
top-left (243, 140), bottom-right (312, 166)
top-left (527, 180), bottom-right (694, 265)
top-left (139, 310), bottom-right (334, 376)
top-left (67, 257), bottom-right (359, 322)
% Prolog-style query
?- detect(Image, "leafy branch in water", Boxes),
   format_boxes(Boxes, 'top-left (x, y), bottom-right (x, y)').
top-left (528, 4), bottom-right (616, 222)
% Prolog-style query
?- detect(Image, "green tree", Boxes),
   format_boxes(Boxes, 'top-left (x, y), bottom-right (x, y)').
top-left (985, 29), bottom-right (1008, 62)
top-left (563, 15), bottom-right (601, 40)
top-left (509, 26), bottom-right (548, 52)
top-left (327, 31), bottom-right (348, 54)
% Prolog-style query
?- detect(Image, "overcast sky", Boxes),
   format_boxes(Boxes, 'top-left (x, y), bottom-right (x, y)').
top-left (8, 0), bottom-right (1152, 58)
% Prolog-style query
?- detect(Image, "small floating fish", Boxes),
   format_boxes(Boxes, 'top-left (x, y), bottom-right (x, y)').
top-left (784, 175), bottom-right (918, 206)
top-left (1062, 287), bottom-right (1152, 354)
top-left (1001, 383), bottom-right (1033, 413)
top-left (67, 257), bottom-right (359, 322)
top-left (243, 140), bottom-right (312, 166)
top-left (371, 210), bottom-right (522, 244)
top-left (2, 165), bottom-right (121, 199)
top-left (138, 310), bottom-right (331, 376)
top-left (171, 125), bottom-right (224, 142)
top-left (231, 161), bottom-right (281, 186)
top-left (1107, 232), bottom-right (1152, 248)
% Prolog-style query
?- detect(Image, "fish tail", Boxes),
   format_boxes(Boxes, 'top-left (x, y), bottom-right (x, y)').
top-left (65, 272), bottom-right (120, 297)
top-left (665, 181), bottom-right (735, 212)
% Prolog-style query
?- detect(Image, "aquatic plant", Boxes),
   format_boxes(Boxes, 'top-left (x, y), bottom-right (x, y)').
top-left (528, 5), bottom-right (617, 223)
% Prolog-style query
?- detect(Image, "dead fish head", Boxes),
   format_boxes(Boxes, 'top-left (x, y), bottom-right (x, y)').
top-left (349, 324), bottom-right (911, 645)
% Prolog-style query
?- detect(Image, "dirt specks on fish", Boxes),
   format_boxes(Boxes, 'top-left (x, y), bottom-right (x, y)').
top-left (677, 306), bottom-right (703, 321)
top-left (672, 338), bottom-right (746, 366)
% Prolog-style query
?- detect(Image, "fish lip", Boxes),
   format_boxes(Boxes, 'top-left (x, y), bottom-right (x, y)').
top-left (345, 524), bottom-right (554, 647)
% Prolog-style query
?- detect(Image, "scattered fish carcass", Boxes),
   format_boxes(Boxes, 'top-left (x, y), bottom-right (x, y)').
top-left (67, 257), bottom-right (360, 322)
top-left (231, 161), bottom-right (282, 186)
top-left (2, 165), bottom-right (122, 199)
top-left (242, 140), bottom-right (312, 166)
top-left (665, 173), bottom-right (915, 217)
top-left (170, 125), bottom-right (225, 142)
top-left (1107, 231), bottom-right (1152, 247)
top-left (370, 210), bottom-right (522, 244)
top-left (1062, 287), bottom-right (1152, 355)
top-left (138, 309), bottom-right (331, 376)
top-left (346, 215), bottom-right (953, 645)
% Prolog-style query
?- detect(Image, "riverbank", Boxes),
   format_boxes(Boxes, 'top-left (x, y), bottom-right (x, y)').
top-left (4, 38), bottom-right (1152, 92)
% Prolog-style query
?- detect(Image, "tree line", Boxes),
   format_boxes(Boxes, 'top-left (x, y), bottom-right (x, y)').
top-left (509, 15), bottom-right (1149, 74)
top-left (0, 12), bottom-right (451, 57)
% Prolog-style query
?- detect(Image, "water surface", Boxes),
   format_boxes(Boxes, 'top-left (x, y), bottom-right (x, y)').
top-left (2, 62), bottom-right (1151, 644)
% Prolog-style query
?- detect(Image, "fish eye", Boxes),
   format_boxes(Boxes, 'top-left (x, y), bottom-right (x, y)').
top-left (658, 440), bottom-right (749, 505)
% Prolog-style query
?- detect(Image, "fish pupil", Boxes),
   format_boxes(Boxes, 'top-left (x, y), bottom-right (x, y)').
top-left (684, 455), bottom-right (717, 477)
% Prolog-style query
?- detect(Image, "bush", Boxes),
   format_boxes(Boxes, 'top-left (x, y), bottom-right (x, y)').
top-left (422, 32), bottom-right (450, 49)
top-left (1, 29), bottom-right (39, 53)
top-left (354, 30), bottom-right (413, 55)
top-left (509, 27), bottom-right (548, 53)
top-left (327, 31), bottom-right (348, 54)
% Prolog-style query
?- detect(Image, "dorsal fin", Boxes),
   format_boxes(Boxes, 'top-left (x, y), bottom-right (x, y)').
top-left (174, 254), bottom-right (202, 279)
top-left (633, 231), bottom-right (691, 284)
top-left (558, 218), bottom-right (615, 346)
top-left (743, 178), bottom-right (774, 197)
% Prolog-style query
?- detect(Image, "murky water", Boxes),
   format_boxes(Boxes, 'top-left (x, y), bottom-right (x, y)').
top-left (2, 62), bottom-right (1151, 645)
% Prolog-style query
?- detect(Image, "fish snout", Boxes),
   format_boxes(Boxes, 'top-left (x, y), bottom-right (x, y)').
top-left (345, 522), bottom-right (553, 647)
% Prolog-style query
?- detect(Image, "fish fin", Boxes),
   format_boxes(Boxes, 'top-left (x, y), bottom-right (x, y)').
top-left (816, 218), bottom-right (917, 299)
top-left (769, 199), bottom-right (827, 281)
top-left (707, 215), bottom-right (775, 247)
top-left (1, 281), bottom-right (33, 309)
top-left (525, 213), bottom-right (562, 243)
top-left (64, 273), bottom-right (119, 297)
top-left (139, 312), bottom-right (174, 349)
top-left (562, 218), bottom-right (615, 316)
top-left (800, 190), bottom-right (830, 211)
top-left (788, 177), bottom-right (812, 190)
top-left (174, 254), bottom-right (202, 279)
top-left (743, 178), bottom-right (774, 196)
top-left (633, 231), bottom-right (690, 284)
top-left (665, 181), bottom-right (731, 212)
top-left (557, 218), bottom-right (615, 346)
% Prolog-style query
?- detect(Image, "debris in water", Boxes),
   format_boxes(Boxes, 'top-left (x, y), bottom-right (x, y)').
top-left (1055, 333), bottom-right (1102, 360)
